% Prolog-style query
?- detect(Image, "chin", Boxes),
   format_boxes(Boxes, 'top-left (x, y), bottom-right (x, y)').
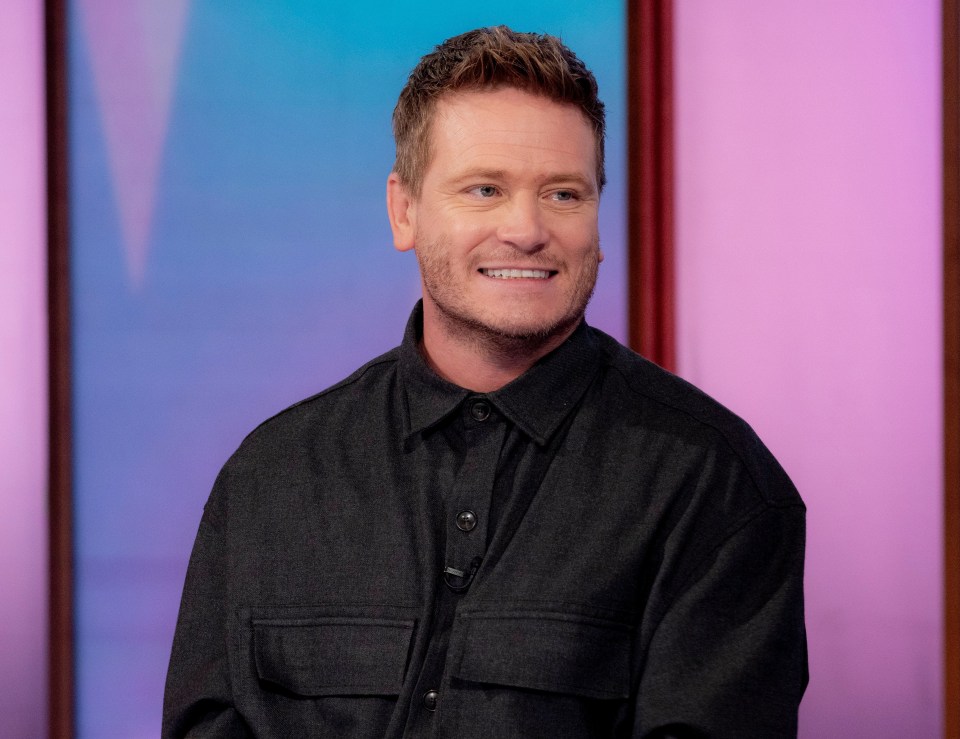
top-left (465, 307), bottom-right (584, 345)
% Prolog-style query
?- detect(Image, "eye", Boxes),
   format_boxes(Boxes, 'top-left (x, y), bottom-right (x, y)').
top-left (468, 185), bottom-right (500, 199)
top-left (551, 189), bottom-right (577, 202)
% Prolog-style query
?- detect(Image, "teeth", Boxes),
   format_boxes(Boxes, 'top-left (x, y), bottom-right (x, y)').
top-left (481, 268), bottom-right (551, 279)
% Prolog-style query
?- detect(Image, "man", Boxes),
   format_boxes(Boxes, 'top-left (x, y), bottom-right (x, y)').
top-left (163, 26), bottom-right (807, 738)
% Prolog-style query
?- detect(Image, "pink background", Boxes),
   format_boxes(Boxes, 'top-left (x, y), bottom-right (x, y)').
top-left (0, 2), bottom-right (948, 735)
top-left (0, 0), bottom-right (48, 737)
top-left (675, 2), bottom-right (943, 736)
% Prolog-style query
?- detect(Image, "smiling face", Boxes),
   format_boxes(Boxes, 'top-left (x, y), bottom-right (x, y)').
top-left (388, 87), bottom-right (603, 356)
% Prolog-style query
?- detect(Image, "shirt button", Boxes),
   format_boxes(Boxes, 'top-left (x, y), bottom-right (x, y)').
top-left (456, 510), bottom-right (477, 532)
top-left (470, 400), bottom-right (491, 421)
top-left (423, 689), bottom-right (439, 712)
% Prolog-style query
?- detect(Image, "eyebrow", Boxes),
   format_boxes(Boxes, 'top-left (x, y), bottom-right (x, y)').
top-left (543, 173), bottom-right (596, 191)
top-left (449, 169), bottom-right (596, 192)
top-left (449, 168), bottom-right (508, 183)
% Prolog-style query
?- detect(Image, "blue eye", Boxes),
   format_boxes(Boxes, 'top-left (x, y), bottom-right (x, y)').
top-left (553, 190), bottom-right (575, 201)
top-left (475, 185), bottom-right (498, 198)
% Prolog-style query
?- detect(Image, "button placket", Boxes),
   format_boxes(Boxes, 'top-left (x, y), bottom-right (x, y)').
top-left (442, 398), bottom-right (504, 593)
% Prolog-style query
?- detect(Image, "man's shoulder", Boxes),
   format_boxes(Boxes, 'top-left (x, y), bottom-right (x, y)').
top-left (591, 329), bottom-right (737, 427)
top-left (589, 328), bottom-right (724, 418)
top-left (589, 328), bottom-right (800, 507)
top-left (234, 346), bottom-right (402, 456)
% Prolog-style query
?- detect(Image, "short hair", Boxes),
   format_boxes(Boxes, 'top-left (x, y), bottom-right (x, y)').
top-left (392, 26), bottom-right (606, 196)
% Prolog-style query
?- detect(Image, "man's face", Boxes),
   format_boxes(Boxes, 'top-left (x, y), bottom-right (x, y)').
top-left (389, 87), bottom-right (602, 347)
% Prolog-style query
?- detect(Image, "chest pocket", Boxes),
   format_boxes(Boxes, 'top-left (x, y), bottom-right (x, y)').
top-left (453, 610), bottom-right (632, 700)
top-left (252, 616), bottom-right (415, 696)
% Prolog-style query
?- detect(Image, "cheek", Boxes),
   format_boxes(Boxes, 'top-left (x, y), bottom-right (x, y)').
top-left (547, 206), bottom-right (597, 232)
top-left (555, 220), bottom-right (599, 255)
top-left (445, 220), bottom-right (493, 258)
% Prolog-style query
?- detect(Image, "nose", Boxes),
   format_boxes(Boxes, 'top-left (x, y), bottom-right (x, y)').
top-left (496, 194), bottom-right (548, 252)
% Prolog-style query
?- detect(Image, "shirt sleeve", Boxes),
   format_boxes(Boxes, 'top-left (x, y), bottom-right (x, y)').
top-left (634, 503), bottom-right (808, 739)
top-left (162, 480), bottom-right (253, 738)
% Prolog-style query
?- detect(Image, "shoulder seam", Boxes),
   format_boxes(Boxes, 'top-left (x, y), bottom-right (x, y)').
top-left (599, 345), bottom-right (792, 508)
top-left (655, 502), bottom-right (805, 628)
top-left (242, 350), bottom-right (400, 442)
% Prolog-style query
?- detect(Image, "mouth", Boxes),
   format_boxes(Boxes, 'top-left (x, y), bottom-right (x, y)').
top-left (479, 268), bottom-right (557, 280)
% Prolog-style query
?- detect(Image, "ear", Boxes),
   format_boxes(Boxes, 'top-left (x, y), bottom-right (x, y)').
top-left (386, 172), bottom-right (417, 252)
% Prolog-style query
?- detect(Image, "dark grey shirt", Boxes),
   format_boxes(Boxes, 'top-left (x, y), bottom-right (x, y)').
top-left (163, 303), bottom-right (807, 738)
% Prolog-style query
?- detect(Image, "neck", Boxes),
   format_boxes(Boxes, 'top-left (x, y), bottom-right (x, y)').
top-left (419, 300), bottom-right (579, 392)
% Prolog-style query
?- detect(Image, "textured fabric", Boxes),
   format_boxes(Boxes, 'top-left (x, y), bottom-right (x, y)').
top-left (163, 303), bottom-right (807, 738)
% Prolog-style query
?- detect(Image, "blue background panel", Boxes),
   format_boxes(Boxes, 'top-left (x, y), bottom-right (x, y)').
top-left (69, 2), bottom-right (625, 735)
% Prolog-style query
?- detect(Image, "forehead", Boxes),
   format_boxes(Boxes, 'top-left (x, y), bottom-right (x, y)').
top-left (423, 88), bottom-right (597, 181)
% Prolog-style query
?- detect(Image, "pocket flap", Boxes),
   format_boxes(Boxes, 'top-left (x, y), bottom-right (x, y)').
top-left (455, 611), bottom-right (631, 700)
top-left (253, 617), bottom-right (414, 696)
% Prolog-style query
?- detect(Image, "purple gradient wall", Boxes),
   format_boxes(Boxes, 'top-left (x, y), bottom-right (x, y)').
top-left (674, 2), bottom-right (942, 736)
top-left (0, 1), bottom-right (48, 737)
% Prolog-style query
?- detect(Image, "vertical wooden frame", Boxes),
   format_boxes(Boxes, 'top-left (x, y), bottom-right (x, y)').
top-left (628, 0), bottom-right (675, 370)
top-left (945, 0), bottom-right (960, 736)
top-left (46, 0), bottom-right (74, 735)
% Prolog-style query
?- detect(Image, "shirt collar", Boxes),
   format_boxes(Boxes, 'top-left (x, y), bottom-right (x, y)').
top-left (398, 302), bottom-right (602, 446)
top-left (398, 304), bottom-right (471, 440)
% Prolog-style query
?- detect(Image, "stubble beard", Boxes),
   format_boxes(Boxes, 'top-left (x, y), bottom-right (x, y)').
top-left (415, 236), bottom-right (601, 360)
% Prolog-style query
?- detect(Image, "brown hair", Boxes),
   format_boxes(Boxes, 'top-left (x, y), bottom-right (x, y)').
top-left (392, 26), bottom-right (606, 196)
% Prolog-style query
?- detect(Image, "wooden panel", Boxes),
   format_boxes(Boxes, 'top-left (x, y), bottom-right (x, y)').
top-left (945, 0), bottom-right (960, 735)
top-left (628, 0), bottom-right (675, 370)
top-left (46, 0), bottom-right (74, 735)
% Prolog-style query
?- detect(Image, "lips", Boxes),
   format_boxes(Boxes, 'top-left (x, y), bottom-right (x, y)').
top-left (479, 268), bottom-right (555, 279)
